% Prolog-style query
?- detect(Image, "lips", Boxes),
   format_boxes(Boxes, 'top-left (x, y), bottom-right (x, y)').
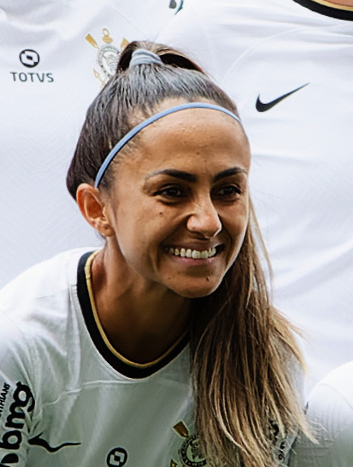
top-left (166, 246), bottom-right (217, 259)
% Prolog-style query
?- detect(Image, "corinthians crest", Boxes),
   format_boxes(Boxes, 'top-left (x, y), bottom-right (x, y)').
top-left (170, 421), bottom-right (208, 467)
top-left (86, 28), bottom-right (128, 87)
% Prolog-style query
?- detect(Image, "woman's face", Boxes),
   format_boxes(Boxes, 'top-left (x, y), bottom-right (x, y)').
top-left (103, 103), bottom-right (251, 298)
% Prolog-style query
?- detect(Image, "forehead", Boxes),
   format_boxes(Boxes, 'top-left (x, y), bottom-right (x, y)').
top-left (124, 108), bottom-right (250, 174)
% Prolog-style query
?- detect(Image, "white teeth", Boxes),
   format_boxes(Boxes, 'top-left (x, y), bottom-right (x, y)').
top-left (167, 246), bottom-right (217, 259)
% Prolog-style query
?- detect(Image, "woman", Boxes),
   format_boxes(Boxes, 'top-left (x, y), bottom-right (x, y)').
top-left (0, 41), bottom-right (308, 467)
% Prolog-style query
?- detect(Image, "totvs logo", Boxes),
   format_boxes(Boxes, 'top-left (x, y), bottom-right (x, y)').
top-left (10, 49), bottom-right (54, 83)
top-left (0, 382), bottom-right (35, 466)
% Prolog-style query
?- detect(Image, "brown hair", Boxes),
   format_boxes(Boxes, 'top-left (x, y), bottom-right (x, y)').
top-left (191, 210), bottom-right (307, 465)
top-left (66, 41), bottom-right (238, 197)
top-left (67, 40), bottom-right (308, 467)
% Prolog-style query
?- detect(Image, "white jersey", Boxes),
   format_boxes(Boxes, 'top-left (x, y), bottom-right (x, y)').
top-left (0, 0), bottom-right (184, 289)
top-left (289, 361), bottom-right (353, 467)
top-left (0, 249), bottom-right (294, 467)
top-left (158, 0), bottom-right (353, 390)
top-left (0, 249), bottom-right (204, 467)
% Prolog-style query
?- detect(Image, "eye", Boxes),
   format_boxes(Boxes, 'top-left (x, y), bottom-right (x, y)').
top-left (213, 184), bottom-right (242, 201)
top-left (155, 185), bottom-right (186, 200)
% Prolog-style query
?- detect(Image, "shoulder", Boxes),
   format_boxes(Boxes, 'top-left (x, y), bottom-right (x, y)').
top-left (157, 0), bottom-right (233, 80)
top-left (157, 0), bottom-right (314, 88)
top-left (289, 362), bottom-right (353, 467)
top-left (306, 361), bottom-right (353, 431)
top-left (0, 248), bottom-right (96, 403)
top-left (0, 247), bottom-right (94, 309)
top-left (0, 248), bottom-right (96, 354)
top-left (0, 248), bottom-right (95, 370)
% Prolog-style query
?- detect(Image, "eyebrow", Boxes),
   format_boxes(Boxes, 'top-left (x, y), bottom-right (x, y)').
top-left (213, 167), bottom-right (247, 182)
top-left (145, 167), bottom-right (247, 183)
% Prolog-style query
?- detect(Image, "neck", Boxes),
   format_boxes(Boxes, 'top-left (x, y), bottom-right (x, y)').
top-left (311, 0), bottom-right (353, 8)
top-left (91, 248), bottom-right (191, 364)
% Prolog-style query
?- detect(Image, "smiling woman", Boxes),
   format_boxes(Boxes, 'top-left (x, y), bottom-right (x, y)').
top-left (0, 40), bottom-right (310, 467)
top-left (82, 104), bottom-right (250, 302)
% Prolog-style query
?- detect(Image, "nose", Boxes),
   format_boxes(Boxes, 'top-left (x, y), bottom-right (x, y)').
top-left (186, 197), bottom-right (222, 238)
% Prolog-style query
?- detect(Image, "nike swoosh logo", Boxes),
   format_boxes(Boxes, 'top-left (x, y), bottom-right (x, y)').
top-left (29, 433), bottom-right (81, 453)
top-left (256, 83), bottom-right (309, 112)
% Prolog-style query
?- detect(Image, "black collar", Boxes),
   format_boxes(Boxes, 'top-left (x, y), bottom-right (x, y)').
top-left (293, 0), bottom-right (353, 20)
top-left (76, 251), bottom-right (189, 379)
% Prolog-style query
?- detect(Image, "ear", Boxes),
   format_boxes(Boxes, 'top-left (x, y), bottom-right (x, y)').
top-left (76, 183), bottom-right (115, 238)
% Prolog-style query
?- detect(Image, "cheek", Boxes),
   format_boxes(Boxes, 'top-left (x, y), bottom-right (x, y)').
top-left (115, 210), bottom-right (169, 260)
top-left (222, 208), bottom-right (249, 261)
top-left (224, 204), bottom-right (249, 235)
top-left (140, 207), bottom-right (182, 237)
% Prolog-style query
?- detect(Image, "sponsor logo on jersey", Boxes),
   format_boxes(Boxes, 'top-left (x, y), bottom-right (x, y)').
top-left (0, 383), bottom-right (10, 421)
top-left (171, 421), bottom-right (208, 467)
top-left (10, 49), bottom-right (54, 84)
top-left (256, 83), bottom-right (309, 112)
top-left (19, 49), bottom-right (40, 68)
top-left (106, 447), bottom-right (128, 467)
top-left (86, 28), bottom-right (126, 88)
top-left (28, 433), bottom-right (81, 453)
top-left (0, 382), bottom-right (35, 466)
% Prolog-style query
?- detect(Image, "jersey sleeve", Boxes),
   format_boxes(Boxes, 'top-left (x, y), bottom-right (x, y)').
top-left (0, 314), bottom-right (37, 466)
top-left (289, 380), bottom-right (353, 467)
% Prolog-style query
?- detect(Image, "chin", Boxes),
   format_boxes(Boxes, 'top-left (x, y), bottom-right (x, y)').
top-left (172, 280), bottom-right (222, 299)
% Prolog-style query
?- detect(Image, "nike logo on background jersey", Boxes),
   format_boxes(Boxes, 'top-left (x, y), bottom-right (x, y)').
top-left (29, 433), bottom-right (81, 452)
top-left (256, 83), bottom-right (309, 112)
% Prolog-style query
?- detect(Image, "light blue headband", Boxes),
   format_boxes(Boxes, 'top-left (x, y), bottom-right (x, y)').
top-left (94, 101), bottom-right (242, 188)
top-left (130, 49), bottom-right (163, 67)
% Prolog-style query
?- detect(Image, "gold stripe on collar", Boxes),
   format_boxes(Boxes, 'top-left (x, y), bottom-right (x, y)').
top-left (309, 0), bottom-right (353, 11)
top-left (84, 251), bottom-right (188, 370)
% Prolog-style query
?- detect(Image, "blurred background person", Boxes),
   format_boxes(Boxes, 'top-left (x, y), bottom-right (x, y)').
top-left (158, 0), bottom-right (353, 392)
top-left (0, 0), bottom-right (184, 288)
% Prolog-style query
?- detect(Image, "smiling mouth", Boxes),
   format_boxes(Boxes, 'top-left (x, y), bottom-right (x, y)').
top-left (165, 246), bottom-right (218, 259)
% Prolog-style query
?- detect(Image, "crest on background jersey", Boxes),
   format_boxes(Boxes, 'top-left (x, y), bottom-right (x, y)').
top-left (86, 28), bottom-right (128, 87)
top-left (170, 421), bottom-right (208, 467)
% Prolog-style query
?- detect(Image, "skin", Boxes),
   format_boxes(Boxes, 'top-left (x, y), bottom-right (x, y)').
top-left (77, 100), bottom-right (251, 363)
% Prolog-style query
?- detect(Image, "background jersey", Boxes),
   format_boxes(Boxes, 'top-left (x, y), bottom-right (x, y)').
top-left (0, 0), bottom-right (184, 288)
top-left (0, 248), bottom-right (294, 467)
top-left (289, 361), bottom-right (353, 466)
top-left (158, 0), bottom-right (353, 391)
